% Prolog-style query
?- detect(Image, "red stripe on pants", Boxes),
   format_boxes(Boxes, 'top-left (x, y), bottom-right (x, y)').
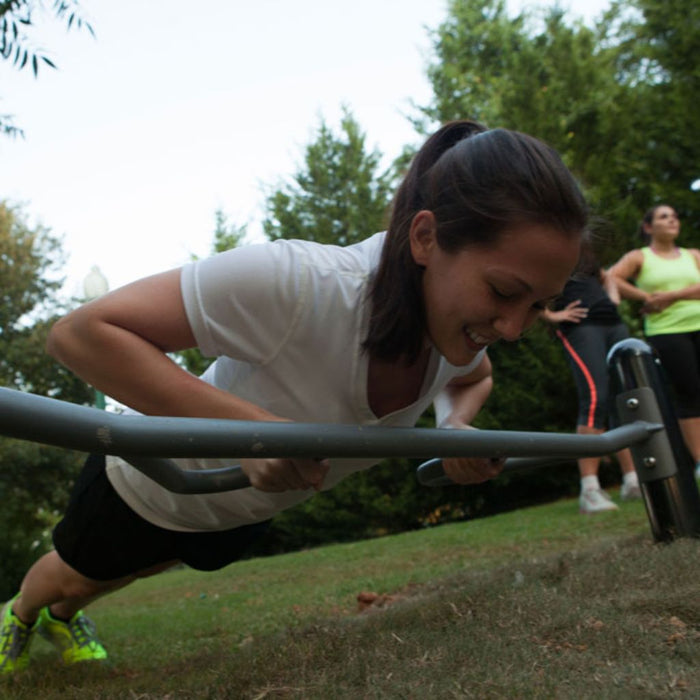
top-left (556, 329), bottom-right (597, 428)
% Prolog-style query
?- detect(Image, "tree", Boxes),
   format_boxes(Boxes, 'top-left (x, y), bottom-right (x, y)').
top-left (0, 201), bottom-right (91, 598)
top-left (423, 1), bottom-right (624, 227)
top-left (1, 0), bottom-right (94, 137)
top-left (422, 0), bottom-right (700, 259)
top-left (207, 208), bottom-right (248, 254)
top-left (263, 107), bottom-right (396, 245)
top-left (0, 201), bottom-right (86, 398)
top-left (598, 0), bottom-right (700, 248)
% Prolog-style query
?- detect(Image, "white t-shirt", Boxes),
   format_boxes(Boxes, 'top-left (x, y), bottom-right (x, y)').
top-left (106, 232), bottom-right (484, 531)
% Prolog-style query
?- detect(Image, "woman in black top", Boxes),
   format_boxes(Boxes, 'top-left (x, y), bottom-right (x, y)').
top-left (542, 252), bottom-right (641, 513)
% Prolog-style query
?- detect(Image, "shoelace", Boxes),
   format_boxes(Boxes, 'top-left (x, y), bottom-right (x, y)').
top-left (69, 615), bottom-right (99, 650)
top-left (1, 615), bottom-right (32, 660)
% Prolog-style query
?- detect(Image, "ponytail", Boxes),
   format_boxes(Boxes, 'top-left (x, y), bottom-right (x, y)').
top-left (363, 121), bottom-right (488, 364)
top-left (363, 120), bottom-right (588, 364)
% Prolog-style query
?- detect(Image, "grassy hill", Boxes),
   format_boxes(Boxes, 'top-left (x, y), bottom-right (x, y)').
top-left (2, 491), bottom-right (698, 698)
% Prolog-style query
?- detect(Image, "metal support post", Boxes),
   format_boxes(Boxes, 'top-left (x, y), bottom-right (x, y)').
top-left (608, 338), bottom-right (700, 542)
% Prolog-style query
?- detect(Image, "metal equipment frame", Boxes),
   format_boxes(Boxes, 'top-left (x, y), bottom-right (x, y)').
top-left (0, 339), bottom-right (697, 542)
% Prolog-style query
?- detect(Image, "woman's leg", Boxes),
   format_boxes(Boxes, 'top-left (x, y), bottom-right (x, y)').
top-left (679, 417), bottom-right (700, 463)
top-left (557, 327), bottom-right (616, 505)
top-left (12, 550), bottom-right (179, 624)
top-left (2, 549), bottom-right (180, 672)
top-left (647, 332), bottom-right (700, 463)
top-left (575, 430), bottom-right (635, 480)
top-left (557, 324), bottom-right (641, 509)
top-left (575, 424), bottom-right (603, 478)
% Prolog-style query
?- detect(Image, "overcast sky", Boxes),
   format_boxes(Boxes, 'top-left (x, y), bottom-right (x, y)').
top-left (0, 0), bottom-right (610, 298)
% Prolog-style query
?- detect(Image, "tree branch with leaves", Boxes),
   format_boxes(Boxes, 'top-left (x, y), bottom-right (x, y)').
top-left (1, 0), bottom-right (94, 138)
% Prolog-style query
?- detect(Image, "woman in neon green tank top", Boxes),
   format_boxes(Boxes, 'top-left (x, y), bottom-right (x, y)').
top-left (610, 204), bottom-right (700, 479)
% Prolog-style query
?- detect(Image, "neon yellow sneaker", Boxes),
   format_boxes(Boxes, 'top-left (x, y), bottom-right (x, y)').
top-left (0, 594), bottom-right (36, 674)
top-left (37, 608), bottom-right (107, 664)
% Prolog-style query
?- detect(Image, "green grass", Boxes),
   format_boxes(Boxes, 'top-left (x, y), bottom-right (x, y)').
top-left (2, 491), bottom-right (699, 698)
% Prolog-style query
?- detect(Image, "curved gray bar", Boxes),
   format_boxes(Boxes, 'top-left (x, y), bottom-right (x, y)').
top-left (416, 422), bottom-right (664, 487)
top-left (0, 385), bottom-right (664, 494)
top-left (0, 387), bottom-right (663, 460)
top-left (117, 455), bottom-right (252, 494)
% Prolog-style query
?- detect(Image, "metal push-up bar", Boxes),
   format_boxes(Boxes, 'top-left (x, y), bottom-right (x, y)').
top-left (0, 339), bottom-right (698, 542)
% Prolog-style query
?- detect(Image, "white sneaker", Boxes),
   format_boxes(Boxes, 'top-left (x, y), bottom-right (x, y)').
top-left (620, 481), bottom-right (642, 501)
top-left (580, 488), bottom-right (619, 514)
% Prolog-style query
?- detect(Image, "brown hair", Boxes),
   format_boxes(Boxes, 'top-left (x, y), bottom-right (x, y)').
top-left (363, 120), bottom-right (589, 363)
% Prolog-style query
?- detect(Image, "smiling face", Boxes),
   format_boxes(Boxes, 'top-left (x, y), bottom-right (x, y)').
top-left (409, 210), bottom-right (581, 366)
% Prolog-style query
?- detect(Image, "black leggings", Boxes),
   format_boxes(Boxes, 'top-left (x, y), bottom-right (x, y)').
top-left (647, 331), bottom-right (700, 418)
top-left (557, 323), bottom-right (630, 429)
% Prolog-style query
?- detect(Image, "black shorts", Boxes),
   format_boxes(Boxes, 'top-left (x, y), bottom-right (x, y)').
top-left (647, 331), bottom-right (700, 418)
top-left (53, 454), bottom-right (270, 581)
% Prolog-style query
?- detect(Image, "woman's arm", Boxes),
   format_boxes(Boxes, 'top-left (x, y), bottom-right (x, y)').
top-left (638, 249), bottom-right (700, 312)
top-left (47, 268), bottom-right (328, 492)
top-left (600, 268), bottom-right (621, 305)
top-left (432, 354), bottom-right (504, 484)
top-left (646, 283), bottom-right (700, 310)
top-left (540, 300), bottom-right (587, 324)
top-left (48, 268), bottom-right (277, 422)
top-left (667, 249), bottom-right (700, 300)
top-left (608, 250), bottom-right (649, 302)
top-left (433, 354), bottom-right (493, 429)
